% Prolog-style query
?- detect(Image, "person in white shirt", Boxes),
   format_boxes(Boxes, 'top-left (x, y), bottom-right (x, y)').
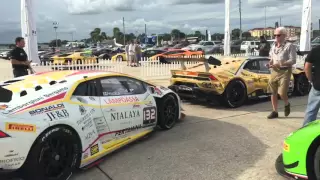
top-left (128, 40), bottom-right (136, 66)
top-left (125, 42), bottom-right (129, 66)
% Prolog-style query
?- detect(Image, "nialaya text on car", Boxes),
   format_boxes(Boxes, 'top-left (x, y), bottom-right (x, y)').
top-left (29, 103), bottom-right (64, 116)
top-left (111, 110), bottom-right (140, 121)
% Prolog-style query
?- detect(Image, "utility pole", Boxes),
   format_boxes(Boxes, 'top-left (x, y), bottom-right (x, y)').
top-left (264, 6), bottom-right (267, 29)
top-left (280, 17), bottom-right (282, 26)
top-left (123, 17), bottom-right (125, 45)
top-left (53, 22), bottom-right (58, 48)
top-left (145, 24), bottom-right (147, 44)
top-left (239, 0), bottom-right (242, 40)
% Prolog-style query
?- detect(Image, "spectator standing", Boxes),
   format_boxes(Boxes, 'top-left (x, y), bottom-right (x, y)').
top-left (128, 40), bottom-right (136, 67)
top-left (125, 42), bottom-right (129, 66)
top-left (135, 41), bottom-right (142, 66)
top-left (266, 27), bottom-right (297, 119)
top-left (10, 37), bottom-right (33, 77)
top-left (256, 36), bottom-right (270, 56)
top-left (303, 45), bottom-right (320, 126)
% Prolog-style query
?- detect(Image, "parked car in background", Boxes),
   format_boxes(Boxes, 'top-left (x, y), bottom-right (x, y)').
top-left (0, 51), bottom-right (10, 60)
top-left (142, 49), bottom-right (166, 58)
top-left (150, 49), bottom-right (203, 63)
top-left (39, 52), bottom-right (59, 64)
top-left (219, 40), bottom-right (242, 54)
top-left (240, 41), bottom-right (260, 53)
top-left (183, 41), bottom-right (222, 52)
top-left (50, 52), bottom-right (98, 65)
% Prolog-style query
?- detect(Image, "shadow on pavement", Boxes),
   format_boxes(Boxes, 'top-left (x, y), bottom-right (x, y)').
top-left (71, 116), bottom-right (268, 180)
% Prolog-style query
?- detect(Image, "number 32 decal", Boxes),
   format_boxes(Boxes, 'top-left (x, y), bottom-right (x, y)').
top-left (143, 107), bottom-right (156, 125)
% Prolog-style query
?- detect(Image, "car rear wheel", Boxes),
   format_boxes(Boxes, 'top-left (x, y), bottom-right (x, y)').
top-left (223, 80), bottom-right (247, 108)
top-left (294, 74), bottom-right (311, 96)
top-left (157, 94), bottom-right (179, 129)
top-left (21, 126), bottom-right (81, 180)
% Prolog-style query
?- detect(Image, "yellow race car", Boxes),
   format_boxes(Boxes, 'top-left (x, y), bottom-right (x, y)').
top-left (50, 52), bottom-right (98, 65)
top-left (111, 52), bottom-right (127, 61)
top-left (168, 56), bottom-right (311, 108)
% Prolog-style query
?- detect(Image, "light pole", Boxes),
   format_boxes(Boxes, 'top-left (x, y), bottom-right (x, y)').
top-left (239, 0), bottom-right (242, 40)
top-left (53, 22), bottom-right (58, 48)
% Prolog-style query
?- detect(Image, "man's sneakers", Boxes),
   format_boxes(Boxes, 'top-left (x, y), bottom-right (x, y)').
top-left (284, 103), bottom-right (290, 117)
top-left (267, 103), bottom-right (290, 119)
top-left (267, 111), bottom-right (279, 119)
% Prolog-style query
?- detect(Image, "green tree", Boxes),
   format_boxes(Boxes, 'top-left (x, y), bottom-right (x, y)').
top-left (232, 28), bottom-right (241, 39)
top-left (211, 33), bottom-right (224, 41)
top-left (242, 31), bottom-right (251, 40)
top-left (49, 39), bottom-right (62, 47)
top-left (171, 29), bottom-right (181, 40)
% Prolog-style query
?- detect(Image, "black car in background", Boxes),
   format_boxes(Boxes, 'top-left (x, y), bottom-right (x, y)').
top-left (142, 50), bottom-right (166, 58)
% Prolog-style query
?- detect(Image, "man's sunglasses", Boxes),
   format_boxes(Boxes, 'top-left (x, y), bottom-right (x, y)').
top-left (274, 34), bottom-right (283, 37)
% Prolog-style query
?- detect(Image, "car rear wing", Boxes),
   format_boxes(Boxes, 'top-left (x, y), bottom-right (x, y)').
top-left (175, 55), bottom-right (221, 73)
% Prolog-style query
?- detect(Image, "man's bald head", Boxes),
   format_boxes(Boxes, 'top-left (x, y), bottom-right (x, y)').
top-left (274, 27), bottom-right (287, 44)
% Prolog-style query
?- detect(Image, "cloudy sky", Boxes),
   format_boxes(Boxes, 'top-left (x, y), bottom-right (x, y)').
top-left (0, 0), bottom-right (318, 43)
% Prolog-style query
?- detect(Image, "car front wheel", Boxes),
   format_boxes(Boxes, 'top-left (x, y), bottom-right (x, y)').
top-left (157, 94), bottom-right (179, 129)
top-left (22, 126), bottom-right (81, 180)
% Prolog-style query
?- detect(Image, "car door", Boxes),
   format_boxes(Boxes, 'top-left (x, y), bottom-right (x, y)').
top-left (240, 60), bottom-right (260, 92)
top-left (69, 79), bottom-right (105, 147)
top-left (98, 76), bottom-right (157, 142)
top-left (256, 59), bottom-right (271, 92)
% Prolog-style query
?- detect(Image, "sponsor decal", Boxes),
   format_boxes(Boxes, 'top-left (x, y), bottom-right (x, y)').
top-left (46, 109), bottom-right (69, 121)
top-left (79, 105), bottom-right (86, 115)
top-left (145, 101), bottom-right (153, 107)
top-left (103, 91), bottom-right (121, 96)
top-left (85, 129), bottom-right (96, 141)
top-left (0, 157), bottom-right (25, 167)
top-left (5, 123), bottom-right (36, 132)
top-left (43, 87), bottom-right (68, 98)
top-left (133, 104), bottom-right (140, 108)
top-left (154, 87), bottom-right (162, 95)
top-left (77, 109), bottom-right (95, 125)
top-left (82, 118), bottom-right (93, 131)
top-left (111, 110), bottom-right (140, 121)
top-left (90, 144), bottom-right (99, 156)
top-left (115, 124), bottom-right (142, 136)
top-left (4, 153), bottom-right (18, 157)
top-left (160, 86), bottom-right (168, 90)
top-left (83, 152), bottom-right (89, 159)
top-left (143, 107), bottom-right (157, 125)
top-left (29, 103), bottom-right (65, 116)
top-left (93, 117), bottom-right (109, 134)
top-left (104, 96), bottom-right (139, 104)
top-left (7, 97), bottom-right (45, 113)
top-left (0, 105), bottom-right (8, 110)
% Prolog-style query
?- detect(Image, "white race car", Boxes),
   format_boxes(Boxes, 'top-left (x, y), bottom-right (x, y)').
top-left (0, 70), bottom-right (184, 180)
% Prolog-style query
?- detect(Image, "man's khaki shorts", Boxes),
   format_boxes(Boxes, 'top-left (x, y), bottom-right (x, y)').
top-left (267, 68), bottom-right (292, 96)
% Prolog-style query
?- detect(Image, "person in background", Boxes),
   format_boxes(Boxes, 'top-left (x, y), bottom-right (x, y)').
top-left (135, 41), bottom-right (142, 66)
top-left (128, 40), bottom-right (136, 67)
top-left (303, 45), bottom-right (320, 126)
top-left (256, 35), bottom-right (270, 56)
top-left (125, 42), bottom-right (129, 66)
top-left (10, 37), bottom-right (33, 77)
top-left (266, 27), bottom-right (296, 119)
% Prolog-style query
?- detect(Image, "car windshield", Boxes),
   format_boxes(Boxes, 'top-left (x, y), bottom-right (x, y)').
top-left (198, 42), bottom-right (205, 45)
top-left (241, 41), bottom-right (248, 45)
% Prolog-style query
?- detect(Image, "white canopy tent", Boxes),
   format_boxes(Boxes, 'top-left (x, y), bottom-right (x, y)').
top-left (299, 0), bottom-right (312, 51)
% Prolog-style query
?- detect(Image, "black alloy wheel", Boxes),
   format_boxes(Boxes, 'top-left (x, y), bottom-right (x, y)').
top-left (295, 74), bottom-right (311, 96)
top-left (223, 80), bottom-right (247, 108)
top-left (22, 126), bottom-right (81, 180)
top-left (157, 94), bottom-right (179, 129)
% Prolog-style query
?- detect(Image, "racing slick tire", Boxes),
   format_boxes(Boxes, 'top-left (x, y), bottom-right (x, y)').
top-left (294, 74), bottom-right (311, 96)
top-left (157, 94), bottom-right (179, 130)
top-left (21, 126), bottom-right (81, 180)
top-left (307, 142), bottom-right (320, 180)
top-left (222, 80), bottom-right (247, 108)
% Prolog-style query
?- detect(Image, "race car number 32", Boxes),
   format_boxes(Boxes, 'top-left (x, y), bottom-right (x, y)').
top-left (143, 107), bottom-right (156, 125)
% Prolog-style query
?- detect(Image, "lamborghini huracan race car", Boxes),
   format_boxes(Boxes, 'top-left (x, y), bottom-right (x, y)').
top-left (275, 120), bottom-right (320, 180)
top-left (0, 70), bottom-right (183, 180)
top-left (168, 56), bottom-right (311, 108)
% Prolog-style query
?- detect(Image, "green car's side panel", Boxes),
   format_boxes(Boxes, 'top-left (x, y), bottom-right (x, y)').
top-left (283, 120), bottom-right (320, 176)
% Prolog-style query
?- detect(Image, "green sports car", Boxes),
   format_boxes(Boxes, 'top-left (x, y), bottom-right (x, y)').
top-left (276, 120), bottom-right (320, 180)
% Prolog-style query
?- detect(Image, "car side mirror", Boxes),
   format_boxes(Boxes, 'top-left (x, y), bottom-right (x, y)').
top-left (147, 86), bottom-right (155, 94)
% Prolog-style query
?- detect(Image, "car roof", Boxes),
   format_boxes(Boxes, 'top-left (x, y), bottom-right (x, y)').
top-left (1, 70), bottom-right (126, 94)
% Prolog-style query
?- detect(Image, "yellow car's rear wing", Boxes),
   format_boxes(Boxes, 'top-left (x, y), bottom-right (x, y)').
top-left (174, 56), bottom-right (221, 73)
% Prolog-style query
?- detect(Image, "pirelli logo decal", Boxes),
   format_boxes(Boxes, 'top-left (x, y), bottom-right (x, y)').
top-left (5, 123), bottom-right (36, 133)
top-left (90, 144), bottom-right (99, 156)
